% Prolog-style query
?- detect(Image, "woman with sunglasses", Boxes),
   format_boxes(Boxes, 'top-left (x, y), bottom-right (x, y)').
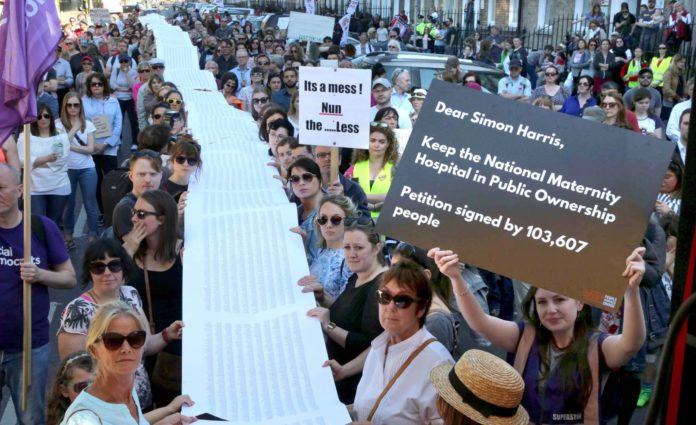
top-left (649, 44), bottom-right (672, 91)
top-left (55, 93), bottom-right (99, 247)
top-left (82, 72), bottom-right (123, 216)
top-left (61, 302), bottom-right (195, 425)
top-left (219, 72), bottom-right (243, 109)
top-left (530, 66), bottom-right (568, 111)
top-left (601, 92), bottom-right (633, 130)
top-left (308, 223), bottom-right (388, 404)
top-left (161, 139), bottom-right (201, 203)
top-left (163, 89), bottom-right (188, 133)
top-left (129, 190), bottom-right (185, 407)
top-left (560, 76), bottom-right (597, 117)
top-left (350, 260), bottom-right (454, 424)
top-left (258, 104), bottom-right (287, 143)
top-left (428, 246), bottom-right (646, 425)
top-left (133, 62), bottom-right (152, 106)
top-left (17, 103), bottom-right (71, 227)
top-left (47, 352), bottom-right (95, 425)
top-left (57, 239), bottom-right (183, 410)
top-left (288, 158), bottom-right (323, 261)
top-left (345, 124), bottom-right (400, 219)
top-left (250, 86), bottom-right (272, 122)
top-left (299, 195), bottom-right (358, 304)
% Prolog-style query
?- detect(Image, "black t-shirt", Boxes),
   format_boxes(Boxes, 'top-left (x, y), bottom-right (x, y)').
top-left (160, 179), bottom-right (188, 203)
top-left (613, 12), bottom-right (636, 36)
top-left (445, 26), bottom-right (457, 45)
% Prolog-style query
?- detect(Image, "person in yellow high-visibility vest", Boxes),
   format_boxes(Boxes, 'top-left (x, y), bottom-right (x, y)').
top-left (345, 123), bottom-right (400, 219)
top-left (649, 43), bottom-right (672, 89)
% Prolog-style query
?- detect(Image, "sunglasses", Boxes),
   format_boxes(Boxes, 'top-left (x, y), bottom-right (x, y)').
top-left (39, 113), bottom-right (51, 120)
top-left (252, 97), bottom-right (269, 105)
top-left (89, 259), bottom-right (123, 275)
top-left (175, 155), bottom-right (198, 166)
top-left (257, 61), bottom-right (270, 66)
top-left (167, 98), bottom-right (183, 105)
top-left (389, 35), bottom-right (397, 39)
top-left (151, 65), bottom-right (164, 69)
top-left (131, 208), bottom-right (160, 219)
top-left (601, 102), bottom-right (618, 109)
top-left (376, 289), bottom-right (420, 309)
top-left (288, 173), bottom-right (316, 184)
top-left (70, 380), bottom-right (93, 394)
top-left (90, 82), bottom-right (104, 87)
top-left (577, 82), bottom-right (590, 87)
top-left (370, 121), bottom-right (390, 129)
top-left (120, 59), bottom-right (130, 64)
top-left (66, 102), bottom-right (81, 108)
top-left (97, 331), bottom-right (147, 351)
top-left (545, 72), bottom-right (557, 76)
top-left (317, 214), bottom-right (345, 226)
top-left (138, 69), bottom-right (151, 73)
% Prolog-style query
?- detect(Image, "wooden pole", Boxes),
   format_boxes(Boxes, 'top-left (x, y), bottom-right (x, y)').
top-left (21, 123), bottom-right (32, 411)
top-left (330, 147), bottom-right (339, 184)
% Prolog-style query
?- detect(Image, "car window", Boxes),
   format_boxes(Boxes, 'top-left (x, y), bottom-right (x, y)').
top-left (478, 73), bottom-right (502, 94)
top-left (419, 68), bottom-right (440, 90)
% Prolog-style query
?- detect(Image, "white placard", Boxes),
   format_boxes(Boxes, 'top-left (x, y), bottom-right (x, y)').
top-left (287, 11), bottom-right (334, 43)
top-left (277, 17), bottom-right (290, 30)
top-left (90, 8), bottom-right (110, 25)
top-left (298, 66), bottom-right (372, 149)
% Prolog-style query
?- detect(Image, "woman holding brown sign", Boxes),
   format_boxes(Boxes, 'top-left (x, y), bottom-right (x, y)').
top-left (428, 247), bottom-right (647, 425)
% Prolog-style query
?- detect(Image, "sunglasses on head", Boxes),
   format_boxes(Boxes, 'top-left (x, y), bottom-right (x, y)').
top-left (344, 216), bottom-right (376, 227)
top-left (97, 331), bottom-right (147, 351)
top-left (70, 380), bottom-right (93, 394)
top-left (288, 173), bottom-right (316, 184)
top-left (131, 207), bottom-right (159, 219)
top-left (89, 259), bottom-right (123, 275)
top-left (376, 289), bottom-right (420, 309)
top-left (167, 98), bottom-right (183, 105)
top-left (175, 155), bottom-right (198, 166)
top-left (317, 214), bottom-right (345, 226)
top-left (370, 121), bottom-right (390, 129)
top-left (90, 81), bottom-right (104, 87)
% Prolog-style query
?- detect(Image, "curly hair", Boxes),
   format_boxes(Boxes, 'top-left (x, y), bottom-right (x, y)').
top-left (352, 124), bottom-right (400, 167)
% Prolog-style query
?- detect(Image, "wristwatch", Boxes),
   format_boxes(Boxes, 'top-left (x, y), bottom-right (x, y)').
top-left (326, 322), bottom-right (337, 333)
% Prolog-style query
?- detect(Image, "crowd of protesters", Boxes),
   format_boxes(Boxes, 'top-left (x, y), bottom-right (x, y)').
top-left (0, 0), bottom-right (687, 424)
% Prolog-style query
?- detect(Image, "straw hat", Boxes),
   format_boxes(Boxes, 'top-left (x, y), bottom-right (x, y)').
top-left (430, 349), bottom-right (528, 425)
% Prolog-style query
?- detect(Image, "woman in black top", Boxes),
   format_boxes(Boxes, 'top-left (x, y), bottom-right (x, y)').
top-left (160, 138), bottom-right (201, 203)
top-left (307, 223), bottom-right (387, 404)
top-left (129, 189), bottom-right (183, 407)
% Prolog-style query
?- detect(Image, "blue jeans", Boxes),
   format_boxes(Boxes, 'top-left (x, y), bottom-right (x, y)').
top-left (64, 168), bottom-right (100, 236)
top-left (0, 343), bottom-right (50, 425)
top-left (31, 195), bottom-right (68, 229)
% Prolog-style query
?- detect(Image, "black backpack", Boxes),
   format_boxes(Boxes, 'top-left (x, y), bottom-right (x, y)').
top-left (101, 166), bottom-right (132, 228)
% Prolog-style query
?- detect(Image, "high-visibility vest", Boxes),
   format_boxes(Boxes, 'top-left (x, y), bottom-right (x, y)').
top-left (650, 56), bottom-right (672, 87)
top-left (352, 160), bottom-right (393, 218)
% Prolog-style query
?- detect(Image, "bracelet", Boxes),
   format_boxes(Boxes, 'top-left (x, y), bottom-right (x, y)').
top-left (161, 329), bottom-right (171, 344)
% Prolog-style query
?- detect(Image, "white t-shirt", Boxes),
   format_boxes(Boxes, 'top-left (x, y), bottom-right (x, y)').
top-left (353, 328), bottom-right (454, 424)
top-left (376, 28), bottom-right (389, 42)
top-left (55, 120), bottom-right (96, 170)
top-left (17, 132), bottom-right (71, 195)
top-left (61, 387), bottom-right (149, 425)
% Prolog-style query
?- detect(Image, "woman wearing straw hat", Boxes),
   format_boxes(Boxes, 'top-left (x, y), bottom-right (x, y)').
top-left (350, 260), bottom-right (454, 424)
top-left (430, 349), bottom-right (529, 424)
top-left (428, 247), bottom-right (647, 424)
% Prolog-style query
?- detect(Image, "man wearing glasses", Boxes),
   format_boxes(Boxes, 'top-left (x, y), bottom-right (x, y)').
top-left (370, 78), bottom-right (413, 129)
top-left (623, 69), bottom-right (663, 116)
top-left (0, 163), bottom-right (76, 425)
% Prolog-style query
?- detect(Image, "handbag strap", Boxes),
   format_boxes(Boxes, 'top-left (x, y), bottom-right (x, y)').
top-left (143, 257), bottom-right (156, 335)
top-left (366, 337), bottom-right (437, 421)
top-left (65, 408), bottom-right (103, 425)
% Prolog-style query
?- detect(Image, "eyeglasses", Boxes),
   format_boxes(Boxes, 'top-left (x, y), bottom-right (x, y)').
top-left (601, 102), bottom-right (618, 109)
top-left (252, 72), bottom-right (263, 78)
top-left (97, 331), bottom-right (147, 351)
top-left (66, 102), bottom-right (81, 108)
top-left (131, 208), bottom-right (160, 219)
top-left (317, 215), bottom-right (345, 226)
top-left (90, 82), bottom-right (104, 87)
top-left (89, 259), bottom-right (123, 275)
top-left (315, 152), bottom-right (331, 159)
top-left (167, 98), bottom-right (183, 105)
top-left (288, 173), bottom-right (316, 184)
top-left (138, 69), bottom-right (151, 73)
top-left (70, 380), bottom-right (93, 394)
top-left (370, 121), bottom-right (390, 129)
top-left (175, 155), bottom-right (198, 166)
top-left (376, 289), bottom-right (420, 309)
top-left (39, 113), bottom-right (51, 120)
top-left (252, 97), bottom-right (269, 105)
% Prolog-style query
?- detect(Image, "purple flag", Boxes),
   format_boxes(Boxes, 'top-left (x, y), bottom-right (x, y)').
top-left (0, 0), bottom-right (62, 146)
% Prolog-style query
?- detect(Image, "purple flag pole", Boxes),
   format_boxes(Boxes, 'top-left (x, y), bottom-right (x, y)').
top-left (0, 0), bottom-right (61, 411)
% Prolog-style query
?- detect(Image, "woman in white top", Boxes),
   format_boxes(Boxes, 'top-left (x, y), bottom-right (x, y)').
top-left (352, 261), bottom-right (454, 425)
top-left (110, 54), bottom-right (139, 148)
top-left (18, 102), bottom-right (71, 227)
top-left (61, 302), bottom-right (195, 425)
top-left (56, 93), bottom-right (98, 247)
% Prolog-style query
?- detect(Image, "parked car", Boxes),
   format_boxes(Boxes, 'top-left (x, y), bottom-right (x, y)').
top-left (354, 52), bottom-right (504, 94)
